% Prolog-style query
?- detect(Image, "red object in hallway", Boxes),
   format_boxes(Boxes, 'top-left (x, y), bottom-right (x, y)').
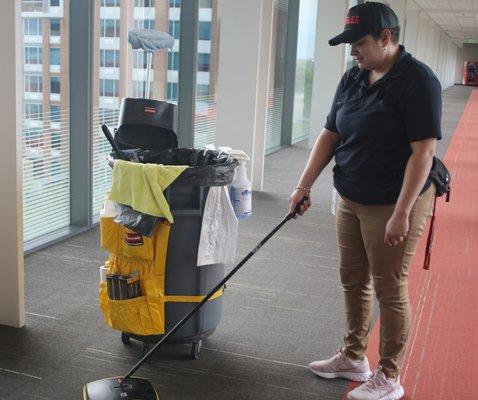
top-left (343, 89), bottom-right (478, 400)
top-left (463, 61), bottom-right (478, 86)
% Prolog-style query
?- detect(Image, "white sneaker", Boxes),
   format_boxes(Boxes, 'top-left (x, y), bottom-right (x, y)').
top-left (309, 347), bottom-right (373, 382)
top-left (347, 366), bottom-right (405, 400)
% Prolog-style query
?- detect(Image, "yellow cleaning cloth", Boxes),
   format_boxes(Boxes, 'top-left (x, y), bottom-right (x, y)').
top-left (108, 160), bottom-right (188, 223)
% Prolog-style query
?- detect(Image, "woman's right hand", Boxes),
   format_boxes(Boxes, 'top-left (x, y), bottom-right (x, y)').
top-left (289, 188), bottom-right (312, 218)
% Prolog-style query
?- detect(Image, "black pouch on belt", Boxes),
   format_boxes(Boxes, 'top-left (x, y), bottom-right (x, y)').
top-left (424, 157), bottom-right (451, 270)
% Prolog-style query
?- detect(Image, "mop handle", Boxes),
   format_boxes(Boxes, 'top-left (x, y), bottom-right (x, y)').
top-left (101, 124), bottom-right (127, 161)
top-left (121, 196), bottom-right (309, 383)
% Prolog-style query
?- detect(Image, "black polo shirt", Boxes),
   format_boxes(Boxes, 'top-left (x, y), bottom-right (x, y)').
top-left (325, 46), bottom-right (442, 205)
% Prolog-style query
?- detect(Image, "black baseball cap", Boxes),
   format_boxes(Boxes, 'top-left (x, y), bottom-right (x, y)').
top-left (329, 2), bottom-right (399, 46)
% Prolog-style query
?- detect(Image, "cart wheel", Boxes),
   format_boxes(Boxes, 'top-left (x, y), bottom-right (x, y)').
top-left (191, 340), bottom-right (202, 360)
top-left (121, 333), bottom-right (131, 345)
top-left (141, 343), bottom-right (152, 358)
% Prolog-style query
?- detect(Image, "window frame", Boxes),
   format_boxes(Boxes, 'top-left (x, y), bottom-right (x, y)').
top-left (24, 74), bottom-right (43, 93)
top-left (24, 46), bottom-right (43, 65)
top-left (100, 19), bottom-right (120, 38)
top-left (23, 18), bottom-right (43, 36)
top-left (100, 49), bottom-right (119, 68)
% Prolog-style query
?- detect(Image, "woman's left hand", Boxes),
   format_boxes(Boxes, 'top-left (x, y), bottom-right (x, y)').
top-left (384, 213), bottom-right (409, 246)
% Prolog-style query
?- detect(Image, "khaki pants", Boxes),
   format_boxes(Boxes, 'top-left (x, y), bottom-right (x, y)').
top-left (336, 184), bottom-right (435, 378)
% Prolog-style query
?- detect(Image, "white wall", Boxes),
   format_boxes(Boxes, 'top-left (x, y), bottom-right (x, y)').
top-left (0, 0), bottom-right (24, 327)
top-left (215, 0), bottom-right (274, 190)
top-left (454, 43), bottom-right (478, 84)
top-left (403, 8), bottom-right (419, 54)
top-left (408, 8), bottom-right (457, 90)
top-left (415, 12), bottom-right (429, 62)
top-left (385, 0), bottom-right (407, 43)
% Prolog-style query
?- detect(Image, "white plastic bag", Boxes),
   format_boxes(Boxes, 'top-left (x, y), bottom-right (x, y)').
top-left (197, 186), bottom-right (238, 267)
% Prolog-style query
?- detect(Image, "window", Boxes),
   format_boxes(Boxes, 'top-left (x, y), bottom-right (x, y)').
top-left (100, 19), bottom-right (120, 38)
top-left (197, 53), bottom-right (210, 72)
top-left (50, 77), bottom-right (61, 94)
top-left (167, 82), bottom-right (179, 101)
top-left (50, 48), bottom-right (60, 65)
top-left (50, 160), bottom-right (62, 176)
top-left (22, 0), bottom-right (70, 246)
top-left (23, 18), bottom-right (42, 36)
top-left (98, 108), bottom-right (117, 125)
top-left (292, 0), bottom-right (317, 143)
top-left (25, 129), bottom-right (42, 149)
top-left (199, 0), bottom-right (212, 7)
top-left (50, 132), bottom-right (61, 149)
top-left (169, 0), bottom-right (181, 7)
top-left (100, 79), bottom-right (119, 97)
top-left (50, 19), bottom-right (61, 36)
top-left (135, 0), bottom-right (155, 7)
top-left (198, 21), bottom-right (211, 40)
top-left (196, 84), bottom-right (209, 97)
top-left (134, 19), bottom-right (155, 30)
top-left (24, 75), bottom-right (43, 93)
top-left (193, 0), bottom-right (220, 148)
top-left (24, 46), bottom-right (43, 64)
top-left (24, 103), bottom-right (43, 120)
top-left (168, 52), bottom-right (179, 71)
top-left (22, 0), bottom-right (43, 12)
top-left (133, 51), bottom-right (152, 69)
top-left (169, 20), bottom-right (180, 40)
top-left (101, 0), bottom-right (120, 6)
top-left (32, 159), bottom-right (44, 178)
top-left (50, 105), bottom-right (61, 122)
top-left (133, 81), bottom-right (148, 98)
top-left (100, 49), bottom-right (119, 68)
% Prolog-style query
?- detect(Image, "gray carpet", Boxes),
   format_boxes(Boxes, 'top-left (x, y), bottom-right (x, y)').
top-left (0, 85), bottom-right (472, 400)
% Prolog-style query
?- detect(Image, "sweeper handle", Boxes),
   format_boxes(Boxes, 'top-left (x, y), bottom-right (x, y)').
top-left (120, 196), bottom-right (309, 384)
top-left (101, 124), bottom-right (127, 161)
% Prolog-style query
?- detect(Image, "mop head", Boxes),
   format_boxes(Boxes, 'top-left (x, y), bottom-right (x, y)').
top-left (83, 377), bottom-right (159, 400)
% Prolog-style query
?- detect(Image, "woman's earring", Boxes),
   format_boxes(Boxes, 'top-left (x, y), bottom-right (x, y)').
top-left (383, 47), bottom-right (388, 52)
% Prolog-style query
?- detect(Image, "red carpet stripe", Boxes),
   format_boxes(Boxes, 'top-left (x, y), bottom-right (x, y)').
top-left (343, 89), bottom-right (478, 400)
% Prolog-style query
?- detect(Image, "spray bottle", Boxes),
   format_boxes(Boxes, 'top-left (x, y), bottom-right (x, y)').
top-left (229, 150), bottom-right (252, 219)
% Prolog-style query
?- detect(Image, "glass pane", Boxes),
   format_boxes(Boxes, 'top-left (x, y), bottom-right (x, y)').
top-left (21, 0), bottom-right (70, 243)
top-left (50, 76), bottom-right (61, 93)
top-left (50, 47), bottom-right (60, 65)
top-left (92, 0), bottom-right (181, 220)
top-left (265, 0), bottom-right (288, 153)
top-left (50, 18), bottom-right (61, 36)
top-left (193, 0), bottom-right (218, 148)
top-left (292, 0), bottom-right (317, 143)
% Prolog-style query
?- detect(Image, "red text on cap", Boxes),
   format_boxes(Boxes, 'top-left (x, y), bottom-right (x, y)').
top-left (346, 15), bottom-right (360, 25)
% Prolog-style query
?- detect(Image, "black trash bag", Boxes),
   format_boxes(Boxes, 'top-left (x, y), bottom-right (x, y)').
top-left (116, 124), bottom-right (178, 151)
top-left (114, 204), bottom-right (162, 237)
top-left (114, 148), bottom-right (238, 187)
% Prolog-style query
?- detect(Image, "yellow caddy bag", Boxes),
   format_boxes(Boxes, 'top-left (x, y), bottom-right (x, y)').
top-left (99, 217), bottom-right (170, 336)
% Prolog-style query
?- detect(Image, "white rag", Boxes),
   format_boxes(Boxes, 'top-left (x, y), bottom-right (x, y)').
top-left (197, 186), bottom-right (238, 267)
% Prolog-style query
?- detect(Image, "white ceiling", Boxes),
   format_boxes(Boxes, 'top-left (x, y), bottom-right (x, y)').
top-left (412, 0), bottom-right (478, 45)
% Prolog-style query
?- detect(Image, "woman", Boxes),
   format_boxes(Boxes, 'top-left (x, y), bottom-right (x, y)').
top-left (289, 3), bottom-right (442, 400)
